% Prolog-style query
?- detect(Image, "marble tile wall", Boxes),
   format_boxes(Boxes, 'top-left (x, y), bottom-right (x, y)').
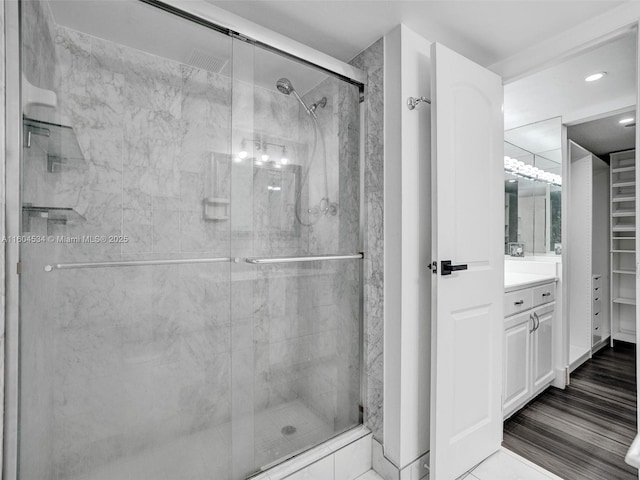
top-left (350, 38), bottom-right (384, 442)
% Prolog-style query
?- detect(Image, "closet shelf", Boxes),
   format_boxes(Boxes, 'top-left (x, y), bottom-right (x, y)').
top-left (613, 226), bottom-right (636, 232)
top-left (613, 196), bottom-right (636, 203)
top-left (23, 116), bottom-right (86, 172)
top-left (613, 269), bottom-right (635, 275)
top-left (613, 209), bottom-right (636, 217)
top-left (613, 331), bottom-right (636, 343)
top-left (613, 297), bottom-right (637, 306)
top-left (612, 181), bottom-right (636, 188)
top-left (612, 166), bottom-right (636, 173)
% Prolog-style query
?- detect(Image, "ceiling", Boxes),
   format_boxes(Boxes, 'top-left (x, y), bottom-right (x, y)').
top-left (568, 109), bottom-right (636, 157)
top-left (209, 0), bottom-right (624, 67)
top-left (504, 31), bottom-right (637, 130)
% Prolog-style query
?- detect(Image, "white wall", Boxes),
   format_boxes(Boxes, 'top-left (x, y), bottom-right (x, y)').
top-left (383, 24), bottom-right (432, 470)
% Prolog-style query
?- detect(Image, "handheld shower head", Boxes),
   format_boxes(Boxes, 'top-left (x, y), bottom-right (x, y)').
top-left (275, 77), bottom-right (316, 118)
top-left (276, 78), bottom-right (294, 95)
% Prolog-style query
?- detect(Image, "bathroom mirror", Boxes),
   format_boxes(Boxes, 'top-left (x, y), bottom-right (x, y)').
top-left (504, 117), bottom-right (562, 256)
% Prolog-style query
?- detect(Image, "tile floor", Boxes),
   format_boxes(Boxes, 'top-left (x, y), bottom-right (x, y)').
top-left (357, 447), bottom-right (564, 480)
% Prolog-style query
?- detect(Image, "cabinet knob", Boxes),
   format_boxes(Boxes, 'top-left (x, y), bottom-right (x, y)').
top-left (542, 292), bottom-right (551, 297)
top-left (514, 300), bottom-right (524, 305)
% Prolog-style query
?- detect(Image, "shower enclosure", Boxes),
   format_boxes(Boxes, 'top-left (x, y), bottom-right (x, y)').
top-left (13, 1), bottom-right (363, 478)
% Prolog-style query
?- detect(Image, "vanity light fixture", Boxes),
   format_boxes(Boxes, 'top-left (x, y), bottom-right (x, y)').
top-left (504, 156), bottom-right (562, 186)
top-left (619, 117), bottom-right (635, 125)
top-left (585, 72), bottom-right (606, 82)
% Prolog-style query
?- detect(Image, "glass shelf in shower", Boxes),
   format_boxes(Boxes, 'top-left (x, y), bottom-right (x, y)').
top-left (23, 116), bottom-right (86, 172)
top-left (22, 205), bottom-right (86, 232)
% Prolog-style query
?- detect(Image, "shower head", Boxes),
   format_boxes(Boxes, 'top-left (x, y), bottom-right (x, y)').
top-left (276, 77), bottom-right (316, 118)
top-left (276, 77), bottom-right (294, 95)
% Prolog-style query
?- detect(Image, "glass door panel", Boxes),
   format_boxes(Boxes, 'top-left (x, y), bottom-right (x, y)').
top-left (229, 38), bottom-right (363, 477)
top-left (19, 2), bottom-right (233, 478)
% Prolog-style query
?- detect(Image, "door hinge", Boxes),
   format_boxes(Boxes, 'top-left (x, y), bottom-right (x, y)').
top-left (16, 262), bottom-right (22, 275)
top-left (428, 261), bottom-right (437, 274)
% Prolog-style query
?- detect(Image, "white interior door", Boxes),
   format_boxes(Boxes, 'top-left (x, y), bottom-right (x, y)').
top-left (429, 43), bottom-right (504, 479)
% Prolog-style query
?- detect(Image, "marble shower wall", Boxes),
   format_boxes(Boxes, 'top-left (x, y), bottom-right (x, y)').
top-left (350, 39), bottom-right (384, 442)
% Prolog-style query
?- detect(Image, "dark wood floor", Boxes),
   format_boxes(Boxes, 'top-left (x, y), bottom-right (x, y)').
top-left (503, 342), bottom-right (637, 480)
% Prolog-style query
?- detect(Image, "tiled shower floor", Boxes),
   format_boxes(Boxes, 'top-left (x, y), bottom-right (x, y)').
top-left (70, 399), bottom-right (333, 480)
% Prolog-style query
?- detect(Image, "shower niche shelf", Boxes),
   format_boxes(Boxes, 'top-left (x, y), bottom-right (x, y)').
top-left (24, 117), bottom-right (86, 173)
top-left (22, 205), bottom-right (86, 232)
top-left (203, 197), bottom-right (230, 221)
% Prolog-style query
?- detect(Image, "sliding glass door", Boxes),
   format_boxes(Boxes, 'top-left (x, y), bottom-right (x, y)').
top-left (18, 1), bottom-right (362, 479)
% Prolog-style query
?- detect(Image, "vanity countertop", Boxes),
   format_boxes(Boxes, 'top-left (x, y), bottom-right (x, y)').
top-left (505, 272), bottom-right (558, 292)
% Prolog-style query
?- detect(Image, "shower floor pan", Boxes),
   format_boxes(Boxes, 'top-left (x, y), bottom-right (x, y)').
top-left (67, 399), bottom-right (333, 480)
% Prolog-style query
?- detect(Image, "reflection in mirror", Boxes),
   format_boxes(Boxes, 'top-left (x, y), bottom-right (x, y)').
top-left (504, 117), bottom-right (562, 256)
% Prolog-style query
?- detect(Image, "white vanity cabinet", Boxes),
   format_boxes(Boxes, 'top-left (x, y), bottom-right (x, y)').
top-left (503, 281), bottom-right (556, 419)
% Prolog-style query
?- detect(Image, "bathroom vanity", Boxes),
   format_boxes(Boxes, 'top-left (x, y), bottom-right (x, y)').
top-left (503, 272), bottom-right (558, 419)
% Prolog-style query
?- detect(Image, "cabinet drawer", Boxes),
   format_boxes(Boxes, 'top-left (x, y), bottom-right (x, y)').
top-left (532, 283), bottom-right (555, 307)
top-left (593, 299), bottom-right (601, 315)
top-left (504, 288), bottom-right (534, 317)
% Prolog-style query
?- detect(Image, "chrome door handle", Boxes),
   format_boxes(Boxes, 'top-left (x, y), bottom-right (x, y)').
top-left (529, 313), bottom-right (535, 333)
top-left (533, 312), bottom-right (540, 331)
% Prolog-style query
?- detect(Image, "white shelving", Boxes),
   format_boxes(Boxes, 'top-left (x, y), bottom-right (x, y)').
top-left (610, 149), bottom-right (636, 344)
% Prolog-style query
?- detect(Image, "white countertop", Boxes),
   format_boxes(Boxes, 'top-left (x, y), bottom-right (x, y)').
top-left (505, 272), bottom-right (557, 291)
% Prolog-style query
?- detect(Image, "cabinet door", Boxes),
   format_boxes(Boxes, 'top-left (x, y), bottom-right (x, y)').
top-left (503, 312), bottom-right (531, 418)
top-left (532, 304), bottom-right (555, 393)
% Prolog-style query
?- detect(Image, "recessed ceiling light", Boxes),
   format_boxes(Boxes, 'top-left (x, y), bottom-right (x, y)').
top-left (619, 117), bottom-right (635, 124)
top-left (585, 72), bottom-right (606, 82)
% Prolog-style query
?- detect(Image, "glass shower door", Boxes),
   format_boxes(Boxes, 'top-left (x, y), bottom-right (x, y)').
top-left (17, 1), bottom-right (363, 478)
top-left (19, 2), bottom-right (235, 478)
top-left (229, 39), bottom-right (363, 477)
